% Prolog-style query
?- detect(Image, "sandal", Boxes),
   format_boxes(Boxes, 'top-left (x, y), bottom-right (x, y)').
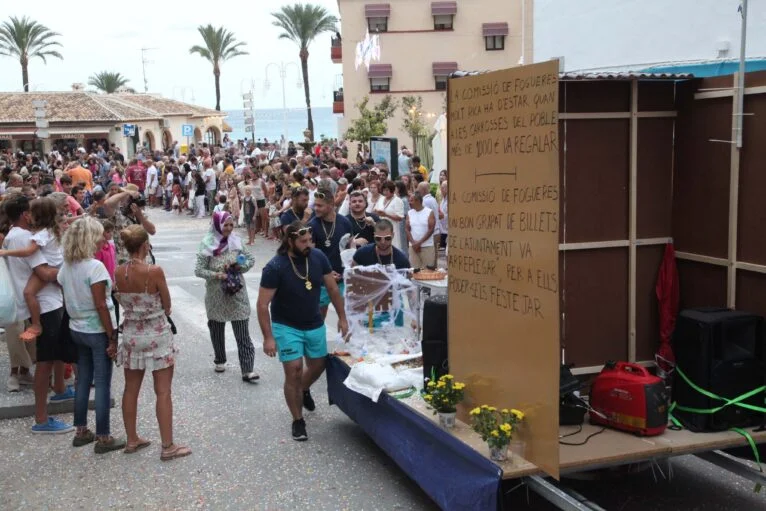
top-left (94, 436), bottom-right (127, 454)
top-left (19, 325), bottom-right (42, 342)
top-left (242, 372), bottom-right (260, 383)
top-left (124, 438), bottom-right (152, 454)
top-left (72, 429), bottom-right (95, 447)
top-left (161, 443), bottom-right (192, 462)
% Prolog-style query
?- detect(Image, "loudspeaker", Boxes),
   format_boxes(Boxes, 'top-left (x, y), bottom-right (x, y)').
top-left (422, 295), bottom-right (448, 384)
top-left (672, 308), bottom-right (765, 431)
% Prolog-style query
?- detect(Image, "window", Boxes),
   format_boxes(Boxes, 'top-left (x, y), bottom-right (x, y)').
top-left (485, 35), bottom-right (505, 51)
top-left (370, 77), bottom-right (390, 92)
top-left (368, 17), bottom-right (388, 32)
top-left (435, 76), bottom-right (448, 90)
top-left (433, 14), bottom-right (453, 30)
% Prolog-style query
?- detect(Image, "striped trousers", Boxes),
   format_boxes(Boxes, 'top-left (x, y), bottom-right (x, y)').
top-left (207, 319), bottom-right (255, 374)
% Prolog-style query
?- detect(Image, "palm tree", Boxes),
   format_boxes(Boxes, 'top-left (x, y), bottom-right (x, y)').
top-left (272, 3), bottom-right (337, 139)
top-left (189, 25), bottom-right (248, 111)
top-left (88, 71), bottom-right (130, 93)
top-left (0, 16), bottom-right (63, 92)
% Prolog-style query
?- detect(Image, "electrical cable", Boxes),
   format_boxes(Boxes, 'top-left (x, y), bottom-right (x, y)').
top-left (559, 426), bottom-right (606, 446)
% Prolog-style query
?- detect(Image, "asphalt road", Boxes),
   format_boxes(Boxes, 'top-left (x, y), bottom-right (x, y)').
top-left (0, 210), bottom-right (764, 510)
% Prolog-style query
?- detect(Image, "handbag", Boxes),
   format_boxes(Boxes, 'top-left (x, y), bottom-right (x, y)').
top-left (166, 316), bottom-right (177, 335)
top-left (221, 267), bottom-right (244, 295)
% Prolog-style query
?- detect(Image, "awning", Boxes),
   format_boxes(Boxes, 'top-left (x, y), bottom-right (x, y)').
top-left (433, 61), bottom-right (458, 76)
top-left (431, 1), bottom-right (457, 15)
top-left (365, 3), bottom-right (390, 17)
top-left (368, 64), bottom-right (393, 78)
top-left (49, 127), bottom-right (111, 139)
top-left (482, 22), bottom-right (509, 37)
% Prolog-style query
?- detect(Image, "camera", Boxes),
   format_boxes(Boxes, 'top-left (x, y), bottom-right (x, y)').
top-left (128, 195), bottom-right (147, 209)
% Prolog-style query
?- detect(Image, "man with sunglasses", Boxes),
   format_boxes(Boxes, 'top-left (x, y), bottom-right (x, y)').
top-left (352, 219), bottom-right (410, 269)
top-left (346, 190), bottom-right (379, 248)
top-left (308, 188), bottom-right (353, 319)
top-left (257, 222), bottom-right (349, 441)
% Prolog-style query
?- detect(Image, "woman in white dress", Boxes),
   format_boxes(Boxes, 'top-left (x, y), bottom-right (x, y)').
top-left (373, 181), bottom-right (406, 252)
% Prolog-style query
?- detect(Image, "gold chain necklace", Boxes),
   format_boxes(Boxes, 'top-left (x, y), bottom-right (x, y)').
top-left (352, 214), bottom-right (367, 230)
top-left (375, 247), bottom-right (392, 265)
top-left (321, 216), bottom-right (336, 248)
top-left (288, 254), bottom-right (312, 290)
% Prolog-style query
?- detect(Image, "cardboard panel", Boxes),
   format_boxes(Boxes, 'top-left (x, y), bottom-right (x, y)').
top-left (676, 260), bottom-right (727, 309)
top-left (736, 270), bottom-right (766, 318)
top-left (673, 97), bottom-right (730, 258)
top-left (448, 61), bottom-right (560, 478)
top-left (560, 248), bottom-right (628, 367)
top-left (559, 119), bottom-right (629, 243)
top-left (737, 93), bottom-right (766, 266)
top-left (636, 246), bottom-right (665, 361)
top-left (637, 119), bottom-right (674, 238)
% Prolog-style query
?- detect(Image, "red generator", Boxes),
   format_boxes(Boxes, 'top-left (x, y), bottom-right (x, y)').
top-left (589, 362), bottom-right (669, 436)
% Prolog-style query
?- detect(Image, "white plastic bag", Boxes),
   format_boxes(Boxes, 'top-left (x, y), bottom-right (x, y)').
top-left (343, 362), bottom-right (412, 402)
top-left (0, 259), bottom-right (18, 327)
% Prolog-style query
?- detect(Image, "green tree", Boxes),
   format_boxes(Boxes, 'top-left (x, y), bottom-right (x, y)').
top-left (0, 16), bottom-right (62, 92)
top-left (189, 25), bottom-right (248, 111)
top-left (272, 3), bottom-right (337, 139)
top-left (401, 95), bottom-right (431, 152)
top-left (88, 71), bottom-right (130, 93)
top-left (344, 95), bottom-right (397, 144)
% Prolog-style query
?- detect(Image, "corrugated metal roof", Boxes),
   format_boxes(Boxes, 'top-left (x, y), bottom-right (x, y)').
top-left (449, 70), bottom-right (693, 80)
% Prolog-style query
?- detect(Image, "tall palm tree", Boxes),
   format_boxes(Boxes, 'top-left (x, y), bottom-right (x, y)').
top-left (0, 16), bottom-right (63, 92)
top-left (189, 25), bottom-right (248, 111)
top-left (88, 71), bottom-right (130, 93)
top-left (272, 3), bottom-right (337, 139)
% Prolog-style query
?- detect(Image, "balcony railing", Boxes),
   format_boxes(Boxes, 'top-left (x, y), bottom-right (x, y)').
top-left (331, 36), bottom-right (342, 63)
top-left (333, 89), bottom-right (344, 114)
top-left (333, 89), bottom-right (344, 102)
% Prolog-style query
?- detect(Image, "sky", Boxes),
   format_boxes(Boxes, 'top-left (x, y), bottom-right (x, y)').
top-left (0, 0), bottom-right (342, 111)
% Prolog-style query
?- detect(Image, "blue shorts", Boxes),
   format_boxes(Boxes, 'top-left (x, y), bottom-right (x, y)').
top-left (319, 281), bottom-right (345, 308)
top-left (273, 323), bottom-right (327, 363)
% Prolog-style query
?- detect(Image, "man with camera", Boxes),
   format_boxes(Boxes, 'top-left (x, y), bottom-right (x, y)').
top-left (113, 184), bottom-right (156, 264)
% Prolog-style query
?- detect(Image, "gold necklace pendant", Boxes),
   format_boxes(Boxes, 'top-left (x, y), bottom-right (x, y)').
top-left (305, 281), bottom-right (313, 290)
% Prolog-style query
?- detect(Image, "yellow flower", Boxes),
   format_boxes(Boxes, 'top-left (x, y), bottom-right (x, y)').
top-left (427, 381), bottom-right (436, 388)
top-left (511, 409), bottom-right (525, 420)
top-left (488, 406), bottom-right (497, 412)
top-left (453, 383), bottom-right (465, 390)
top-left (480, 405), bottom-right (489, 410)
top-left (470, 407), bottom-right (481, 416)
top-left (436, 381), bottom-right (446, 388)
top-left (424, 395), bottom-right (432, 401)
top-left (491, 430), bottom-right (499, 437)
top-left (501, 408), bottom-right (510, 414)
top-left (442, 374), bottom-right (454, 380)
top-left (500, 423), bottom-right (512, 433)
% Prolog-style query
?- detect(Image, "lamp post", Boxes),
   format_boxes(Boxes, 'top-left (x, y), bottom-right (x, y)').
top-left (264, 61), bottom-right (301, 150)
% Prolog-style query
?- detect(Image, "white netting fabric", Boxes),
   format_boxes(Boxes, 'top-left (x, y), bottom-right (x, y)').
top-left (340, 264), bottom-right (421, 358)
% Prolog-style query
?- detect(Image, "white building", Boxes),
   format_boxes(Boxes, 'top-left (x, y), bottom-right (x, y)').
top-left (534, 0), bottom-right (766, 75)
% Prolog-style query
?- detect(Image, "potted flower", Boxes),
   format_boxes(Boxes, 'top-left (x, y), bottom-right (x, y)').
top-left (470, 406), bottom-right (525, 462)
top-left (423, 374), bottom-right (466, 428)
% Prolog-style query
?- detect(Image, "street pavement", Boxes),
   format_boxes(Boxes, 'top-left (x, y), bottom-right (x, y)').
top-left (0, 210), bottom-right (765, 510)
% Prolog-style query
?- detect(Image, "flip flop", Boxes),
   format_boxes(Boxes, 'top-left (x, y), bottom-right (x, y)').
top-left (124, 438), bottom-right (152, 454)
top-left (161, 443), bottom-right (192, 462)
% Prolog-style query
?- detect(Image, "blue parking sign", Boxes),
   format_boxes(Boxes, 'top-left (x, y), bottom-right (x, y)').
top-left (122, 124), bottom-right (135, 137)
top-left (182, 124), bottom-right (194, 137)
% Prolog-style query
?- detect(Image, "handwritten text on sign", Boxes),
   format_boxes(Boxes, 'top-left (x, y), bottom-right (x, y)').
top-left (447, 60), bottom-right (561, 479)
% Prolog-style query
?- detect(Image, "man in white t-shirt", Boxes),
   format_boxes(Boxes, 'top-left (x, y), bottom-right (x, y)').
top-left (417, 182), bottom-right (442, 267)
top-left (164, 168), bottom-right (174, 211)
top-left (145, 161), bottom-right (159, 207)
top-left (2, 195), bottom-right (75, 434)
top-left (202, 158), bottom-right (217, 215)
top-left (405, 192), bottom-right (436, 270)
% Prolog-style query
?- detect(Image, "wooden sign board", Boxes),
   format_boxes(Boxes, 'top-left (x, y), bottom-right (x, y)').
top-left (447, 60), bottom-right (560, 478)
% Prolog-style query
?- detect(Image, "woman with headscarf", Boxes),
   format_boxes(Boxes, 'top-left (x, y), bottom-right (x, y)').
top-left (194, 211), bottom-right (260, 383)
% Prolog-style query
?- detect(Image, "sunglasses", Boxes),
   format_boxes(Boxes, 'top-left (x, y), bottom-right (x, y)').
top-left (288, 226), bottom-right (313, 238)
top-left (374, 235), bottom-right (393, 242)
top-left (314, 191), bottom-right (327, 199)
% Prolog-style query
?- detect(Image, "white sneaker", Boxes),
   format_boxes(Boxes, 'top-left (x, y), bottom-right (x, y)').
top-left (18, 372), bottom-right (34, 386)
top-left (214, 364), bottom-right (226, 373)
top-left (7, 375), bottom-right (20, 392)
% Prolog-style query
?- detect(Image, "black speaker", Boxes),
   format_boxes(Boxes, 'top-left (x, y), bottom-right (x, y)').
top-left (422, 295), bottom-right (448, 384)
top-left (672, 308), bottom-right (765, 431)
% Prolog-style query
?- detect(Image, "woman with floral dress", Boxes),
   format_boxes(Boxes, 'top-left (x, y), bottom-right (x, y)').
top-left (194, 211), bottom-right (260, 383)
top-left (115, 225), bottom-right (190, 461)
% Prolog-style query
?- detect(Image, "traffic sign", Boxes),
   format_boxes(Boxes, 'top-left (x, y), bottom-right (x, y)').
top-left (243, 100), bottom-right (253, 109)
top-left (36, 129), bottom-right (49, 139)
top-left (34, 108), bottom-right (47, 118)
top-left (244, 116), bottom-right (254, 124)
top-left (245, 126), bottom-right (254, 133)
top-left (31, 99), bottom-right (47, 108)
top-left (182, 124), bottom-right (194, 137)
top-left (35, 119), bottom-right (49, 129)
top-left (123, 124), bottom-right (136, 137)
top-left (242, 92), bottom-right (253, 101)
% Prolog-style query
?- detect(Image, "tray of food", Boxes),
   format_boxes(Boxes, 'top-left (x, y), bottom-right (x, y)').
top-left (412, 269), bottom-right (447, 281)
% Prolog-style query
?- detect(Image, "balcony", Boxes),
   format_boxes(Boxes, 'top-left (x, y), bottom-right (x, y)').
top-left (331, 36), bottom-right (342, 63)
top-left (333, 89), bottom-right (344, 114)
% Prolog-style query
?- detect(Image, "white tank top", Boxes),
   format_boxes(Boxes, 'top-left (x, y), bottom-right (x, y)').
top-left (407, 207), bottom-right (434, 247)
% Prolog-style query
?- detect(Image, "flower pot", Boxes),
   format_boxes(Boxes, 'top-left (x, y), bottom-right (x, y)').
top-left (438, 411), bottom-right (456, 429)
top-left (489, 445), bottom-right (509, 462)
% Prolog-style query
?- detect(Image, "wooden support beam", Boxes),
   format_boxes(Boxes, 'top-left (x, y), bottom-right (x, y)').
top-left (559, 111), bottom-right (676, 120)
top-left (628, 79), bottom-right (638, 363)
top-left (727, 74), bottom-right (741, 308)
top-left (675, 251), bottom-right (729, 266)
top-left (695, 84), bottom-right (766, 100)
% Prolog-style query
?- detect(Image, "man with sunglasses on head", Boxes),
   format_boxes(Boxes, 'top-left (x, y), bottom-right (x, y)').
top-left (279, 186), bottom-right (312, 234)
top-left (257, 222), bottom-right (349, 441)
top-left (352, 219), bottom-right (410, 269)
top-left (308, 188), bottom-right (353, 319)
top-left (345, 190), bottom-right (379, 249)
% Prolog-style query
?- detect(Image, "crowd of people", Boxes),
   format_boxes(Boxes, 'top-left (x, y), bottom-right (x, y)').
top-left (0, 136), bottom-right (449, 446)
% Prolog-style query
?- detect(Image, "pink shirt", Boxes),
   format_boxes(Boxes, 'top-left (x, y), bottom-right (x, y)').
top-left (94, 242), bottom-right (116, 282)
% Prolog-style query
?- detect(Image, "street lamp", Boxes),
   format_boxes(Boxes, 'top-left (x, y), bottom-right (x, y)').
top-left (264, 61), bottom-right (301, 149)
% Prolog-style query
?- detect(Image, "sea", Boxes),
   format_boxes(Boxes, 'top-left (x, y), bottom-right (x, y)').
top-left (224, 107), bottom-right (339, 143)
